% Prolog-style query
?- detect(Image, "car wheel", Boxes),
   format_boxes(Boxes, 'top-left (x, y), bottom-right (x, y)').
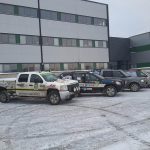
top-left (105, 86), bottom-right (117, 97)
top-left (0, 91), bottom-right (10, 103)
top-left (130, 83), bottom-right (140, 92)
top-left (47, 91), bottom-right (61, 105)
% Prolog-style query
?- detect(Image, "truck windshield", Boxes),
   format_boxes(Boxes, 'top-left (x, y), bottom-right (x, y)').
top-left (40, 73), bottom-right (58, 82)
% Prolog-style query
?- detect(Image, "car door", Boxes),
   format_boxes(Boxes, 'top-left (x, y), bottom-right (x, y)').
top-left (28, 74), bottom-right (46, 97)
top-left (16, 74), bottom-right (29, 96)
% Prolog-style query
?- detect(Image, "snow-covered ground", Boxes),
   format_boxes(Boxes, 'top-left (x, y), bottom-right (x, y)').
top-left (0, 89), bottom-right (150, 150)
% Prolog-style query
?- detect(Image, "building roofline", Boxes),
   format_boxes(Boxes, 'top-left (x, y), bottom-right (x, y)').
top-left (81, 0), bottom-right (108, 6)
top-left (129, 31), bottom-right (150, 38)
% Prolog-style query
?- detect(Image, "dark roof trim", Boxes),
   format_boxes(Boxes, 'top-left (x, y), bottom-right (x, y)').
top-left (81, 0), bottom-right (108, 6)
top-left (130, 32), bottom-right (150, 38)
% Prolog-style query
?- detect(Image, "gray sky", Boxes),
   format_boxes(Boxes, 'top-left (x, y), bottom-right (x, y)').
top-left (93, 0), bottom-right (150, 38)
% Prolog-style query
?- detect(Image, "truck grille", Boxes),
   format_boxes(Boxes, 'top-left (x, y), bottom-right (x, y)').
top-left (67, 83), bottom-right (79, 92)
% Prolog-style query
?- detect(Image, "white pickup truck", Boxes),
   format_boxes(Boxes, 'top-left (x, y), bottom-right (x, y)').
top-left (0, 72), bottom-right (80, 105)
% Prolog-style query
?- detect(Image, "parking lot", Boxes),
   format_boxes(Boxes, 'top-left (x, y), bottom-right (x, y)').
top-left (0, 89), bottom-right (150, 150)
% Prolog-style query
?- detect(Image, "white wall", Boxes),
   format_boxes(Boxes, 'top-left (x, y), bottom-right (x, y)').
top-left (0, 15), bottom-right (39, 35)
top-left (43, 47), bottom-right (109, 63)
top-left (41, 20), bottom-right (108, 40)
top-left (0, 45), bottom-right (41, 63)
top-left (40, 0), bottom-right (107, 19)
top-left (0, 0), bottom-right (38, 8)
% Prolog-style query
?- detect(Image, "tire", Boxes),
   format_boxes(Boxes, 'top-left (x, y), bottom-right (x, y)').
top-left (105, 86), bottom-right (117, 97)
top-left (47, 91), bottom-right (61, 105)
top-left (130, 83), bottom-right (140, 92)
top-left (0, 91), bottom-right (10, 103)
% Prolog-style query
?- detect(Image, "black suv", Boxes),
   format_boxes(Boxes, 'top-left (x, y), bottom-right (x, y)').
top-left (59, 71), bottom-right (123, 97)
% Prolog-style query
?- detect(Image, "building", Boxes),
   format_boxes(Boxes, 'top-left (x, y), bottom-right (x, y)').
top-left (109, 37), bottom-right (130, 70)
top-left (0, 0), bottom-right (109, 72)
top-left (130, 32), bottom-right (150, 68)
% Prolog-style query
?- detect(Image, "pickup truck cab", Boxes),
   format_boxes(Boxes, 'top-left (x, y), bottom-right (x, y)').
top-left (0, 72), bottom-right (80, 105)
top-left (100, 69), bottom-right (147, 92)
top-left (59, 71), bottom-right (123, 97)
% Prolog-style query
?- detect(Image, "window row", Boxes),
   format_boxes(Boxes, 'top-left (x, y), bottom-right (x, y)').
top-left (0, 34), bottom-right (39, 45)
top-left (0, 63), bottom-right (108, 73)
top-left (42, 37), bottom-right (108, 48)
top-left (0, 33), bottom-right (108, 48)
top-left (0, 3), bottom-right (107, 26)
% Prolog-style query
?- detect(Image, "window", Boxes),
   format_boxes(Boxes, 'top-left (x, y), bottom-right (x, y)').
top-left (0, 34), bottom-right (9, 44)
top-left (30, 74), bottom-right (43, 83)
top-left (103, 71), bottom-right (113, 77)
top-left (43, 37), bottom-right (54, 46)
top-left (85, 73), bottom-right (99, 83)
top-left (95, 41), bottom-right (107, 48)
top-left (0, 3), bottom-right (14, 15)
top-left (18, 74), bottom-right (29, 82)
top-left (94, 18), bottom-right (107, 26)
top-left (41, 10), bottom-right (57, 20)
top-left (113, 71), bottom-right (124, 78)
top-left (62, 38), bottom-right (77, 47)
top-left (8, 35), bottom-right (16, 44)
top-left (42, 37), bottom-right (59, 46)
top-left (20, 36), bottom-right (26, 44)
top-left (61, 13), bottom-right (76, 23)
top-left (19, 7), bottom-right (37, 18)
top-left (78, 16), bottom-right (92, 25)
top-left (80, 40), bottom-right (92, 47)
top-left (26, 36), bottom-right (39, 45)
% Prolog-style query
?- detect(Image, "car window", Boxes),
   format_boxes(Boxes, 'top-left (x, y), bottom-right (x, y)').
top-left (18, 74), bottom-right (29, 82)
top-left (85, 73), bottom-right (99, 83)
top-left (103, 71), bottom-right (112, 77)
top-left (30, 74), bottom-right (43, 83)
top-left (136, 71), bottom-right (147, 77)
top-left (113, 71), bottom-right (125, 77)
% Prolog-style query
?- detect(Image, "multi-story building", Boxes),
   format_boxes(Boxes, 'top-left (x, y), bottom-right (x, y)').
top-left (130, 32), bottom-right (150, 68)
top-left (0, 0), bottom-right (109, 72)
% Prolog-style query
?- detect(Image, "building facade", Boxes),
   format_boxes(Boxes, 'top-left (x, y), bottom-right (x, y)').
top-left (0, 0), bottom-right (109, 72)
top-left (109, 37), bottom-right (130, 70)
top-left (130, 32), bottom-right (150, 68)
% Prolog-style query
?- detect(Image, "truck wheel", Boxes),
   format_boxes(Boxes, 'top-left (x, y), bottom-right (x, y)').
top-left (0, 91), bottom-right (10, 103)
top-left (47, 91), bottom-right (61, 105)
top-left (130, 83), bottom-right (140, 92)
top-left (105, 86), bottom-right (117, 97)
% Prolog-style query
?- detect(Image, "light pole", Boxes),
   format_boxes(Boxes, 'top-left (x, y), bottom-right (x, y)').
top-left (38, 0), bottom-right (44, 71)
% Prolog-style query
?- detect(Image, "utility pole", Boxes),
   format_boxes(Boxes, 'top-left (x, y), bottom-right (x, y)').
top-left (38, 0), bottom-right (44, 71)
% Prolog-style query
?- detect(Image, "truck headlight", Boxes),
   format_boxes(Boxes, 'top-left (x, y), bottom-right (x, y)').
top-left (116, 81), bottom-right (121, 85)
top-left (140, 79), bottom-right (145, 83)
top-left (60, 85), bottom-right (68, 91)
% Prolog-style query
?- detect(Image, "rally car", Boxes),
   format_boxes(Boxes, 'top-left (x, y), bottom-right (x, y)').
top-left (59, 71), bottom-right (124, 97)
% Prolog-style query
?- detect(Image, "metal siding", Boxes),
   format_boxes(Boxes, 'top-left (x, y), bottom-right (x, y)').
top-left (131, 51), bottom-right (150, 64)
top-left (0, 45), bottom-right (41, 63)
top-left (130, 33), bottom-right (150, 47)
top-left (41, 20), bottom-right (108, 40)
top-left (40, 0), bottom-right (107, 18)
top-left (0, 0), bottom-right (38, 8)
top-left (43, 47), bottom-right (109, 63)
top-left (0, 15), bottom-right (39, 35)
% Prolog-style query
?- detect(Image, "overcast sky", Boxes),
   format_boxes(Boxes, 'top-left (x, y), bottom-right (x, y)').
top-left (93, 0), bottom-right (150, 38)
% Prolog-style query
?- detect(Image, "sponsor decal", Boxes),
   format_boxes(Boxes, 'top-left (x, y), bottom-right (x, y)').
top-left (34, 83), bottom-right (38, 90)
top-left (79, 83), bottom-right (105, 88)
top-left (48, 84), bottom-right (56, 88)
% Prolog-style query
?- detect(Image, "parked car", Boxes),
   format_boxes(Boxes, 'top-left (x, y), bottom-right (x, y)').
top-left (126, 70), bottom-right (150, 87)
top-left (59, 71), bottom-right (123, 97)
top-left (100, 69), bottom-right (147, 92)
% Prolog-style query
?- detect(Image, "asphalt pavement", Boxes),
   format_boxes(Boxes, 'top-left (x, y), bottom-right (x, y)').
top-left (0, 89), bottom-right (150, 150)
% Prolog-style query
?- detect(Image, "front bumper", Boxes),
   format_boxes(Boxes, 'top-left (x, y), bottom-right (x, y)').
top-left (59, 91), bottom-right (75, 101)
